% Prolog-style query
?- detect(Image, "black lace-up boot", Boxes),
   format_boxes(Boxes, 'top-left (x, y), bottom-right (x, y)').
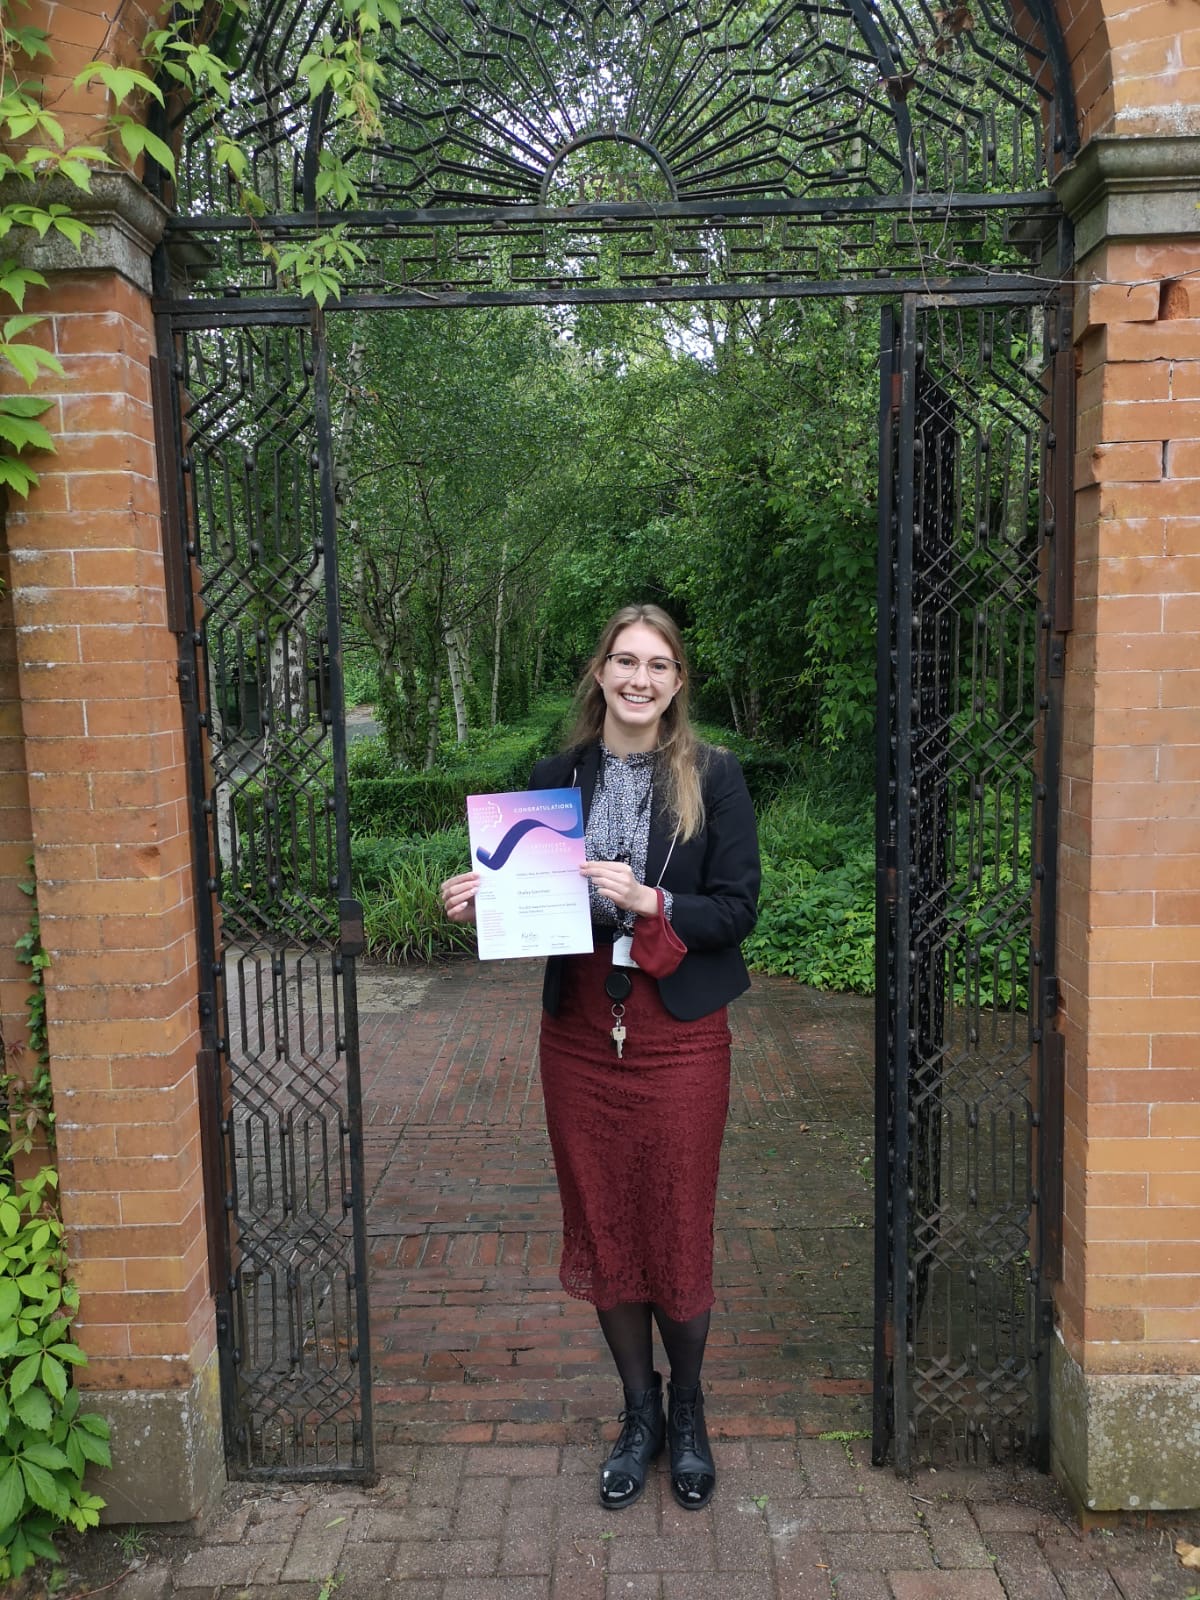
top-left (667, 1380), bottom-right (715, 1509)
top-left (599, 1372), bottom-right (665, 1509)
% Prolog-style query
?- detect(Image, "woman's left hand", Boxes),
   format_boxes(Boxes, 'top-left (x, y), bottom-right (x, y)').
top-left (580, 859), bottom-right (660, 918)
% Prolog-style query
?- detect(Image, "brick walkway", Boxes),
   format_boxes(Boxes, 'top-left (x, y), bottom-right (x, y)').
top-left (104, 961), bottom-right (1197, 1600)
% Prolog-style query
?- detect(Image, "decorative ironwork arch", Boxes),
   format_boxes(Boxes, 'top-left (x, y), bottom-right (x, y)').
top-left (161, 0), bottom-right (1078, 303)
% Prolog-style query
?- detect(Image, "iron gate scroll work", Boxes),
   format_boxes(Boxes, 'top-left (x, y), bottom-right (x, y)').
top-left (162, 314), bottom-right (374, 1478)
top-left (872, 294), bottom-right (1070, 1470)
top-left (153, 0), bottom-right (1077, 1479)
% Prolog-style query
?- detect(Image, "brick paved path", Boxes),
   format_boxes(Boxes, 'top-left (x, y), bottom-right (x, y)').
top-left (362, 959), bottom-right (876, 1453)
top-left (103, 961), bottom-right (1198, 1600)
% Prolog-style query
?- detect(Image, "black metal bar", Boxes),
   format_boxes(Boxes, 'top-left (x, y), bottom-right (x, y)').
top-left (890, 293), bottom-right (919, 1476)
top-left (152, 310), bottom-right (241, 1463)
top-left (149, 355), bottom-right (189, 634)
top-left (1032, 288), bottom-right (1073, 1468)
top-left (161, 279), bottom-right (1062, 324)
top-left (872, 302), bottom-right (900, 1469)
top-left (311, 307), bottom-right (375, 1479)
top-left (1051, 344), bottom-right (1075, 634)
top-left (163, 191), bottom-right (1064, 235)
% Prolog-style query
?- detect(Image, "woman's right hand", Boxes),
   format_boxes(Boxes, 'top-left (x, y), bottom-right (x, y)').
top-left (440, 870), bottom-right (481, 924)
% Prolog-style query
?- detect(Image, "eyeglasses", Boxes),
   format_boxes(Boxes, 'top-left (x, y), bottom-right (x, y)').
top-left (604, 653), bottom-right (681, 680)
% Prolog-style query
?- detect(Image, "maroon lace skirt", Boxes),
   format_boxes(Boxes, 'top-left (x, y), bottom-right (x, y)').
top-left (538, 947), bottom-right (731, 1321)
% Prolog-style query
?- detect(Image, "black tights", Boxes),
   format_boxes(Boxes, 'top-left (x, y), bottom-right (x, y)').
top-left (596, 1301), bottom-right (711, 1394)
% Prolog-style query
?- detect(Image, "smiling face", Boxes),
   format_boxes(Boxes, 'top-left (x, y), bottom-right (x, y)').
top-left (594, 621), bottom-right (683, 754)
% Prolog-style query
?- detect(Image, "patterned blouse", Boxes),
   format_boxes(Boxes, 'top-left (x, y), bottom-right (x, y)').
top-left (584, 745), bottom-right (675, 931)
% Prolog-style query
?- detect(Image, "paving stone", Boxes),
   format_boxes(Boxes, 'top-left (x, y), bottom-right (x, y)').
top-left (112, 1566), bottom-right (173, 1600)
top-left (607, 1534), bottom-right (717, 1573)
top-left (827, 1571), bottom-right (892, 1600)
top-left (769, 1530), bottom-right (837, 1598)
top-left (174, 1541), bottom-right (289, 1589)
top-left (986, 1532), bottom-right (1068, 1600)
top-left (279, 1503), bottom-right (351, 1582)
top-left (767, 1496), bottom-right (869, 1535)
top-left (711, 1500), bottom-right (773, 1571)
top-left (551, 1556), bottom-right (607, 1600)
top-left (1056, 1570), bottom-right (1124, 1600)
top-left (973, 1502), bottom-right (1055, 1533)
top-left (442, 1578), bottom-right (552, 1599)
top-left (663, 1576), bottom-right (795, 1600)
top-left (889, 1573), bottom-right (1007, 1599)
top-left (467, 1446), bottom-right (561, 1477)
top-left (1106, 1558), bottom-right (1197, 1599)
top-left (797, 1439), bottom-right (860, 1495)
top-left (456, 1475), bottom-right (513, 1535)
top-left (923, 1502), bottom-right (994, 1568)
top-left (835, 1533), bottom-right (932, 1570)
top-left (353, 1502), bottom-right (455, 1540)
top-left (604, 1578), bottom-right (661, 1600)
top-left (392, 1537), bottom-right (502, 1578)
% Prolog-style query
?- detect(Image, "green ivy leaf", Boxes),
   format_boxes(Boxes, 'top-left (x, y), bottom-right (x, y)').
top-left (74, 1428), bottom-right (110, 1469)
top-left (72, 62), bottom-right (165, 107)
top-left (3, 342), bottom-right (62, 384)
top-left (13, 1386), bottom-right (52, 1433)
top-left (0, 1204), bottom-right (20, 1240)
top-left (20, 1441), bottom-right (70, 1474)
top-left (19, 1458), bottom-right (68, 1518)
top-left (39, 1354), bottom-right (66, 1403)
top-left (0, 413), bottom-right (55, 453)
top-left (0, 1461), bottom-right (25, 1531)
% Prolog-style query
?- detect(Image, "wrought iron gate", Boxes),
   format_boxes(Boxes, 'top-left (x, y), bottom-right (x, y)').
top-left (161, 311), bottom-right (373, 1479)
top-left (872, 293), bottom-right (1069, 1470)
top-left (150, 0), bottom-right (1080, 1485)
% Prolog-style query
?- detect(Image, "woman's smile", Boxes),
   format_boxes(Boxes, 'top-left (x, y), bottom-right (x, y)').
top-left (597, 622), bottom-right (682, 752)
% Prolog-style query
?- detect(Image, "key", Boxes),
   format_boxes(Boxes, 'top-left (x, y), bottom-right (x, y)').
top-left (611, 1022), bottom-right (626, 1060)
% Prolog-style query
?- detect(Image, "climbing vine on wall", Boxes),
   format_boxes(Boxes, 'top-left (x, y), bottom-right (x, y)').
top-left (1, 0), bottom-right (389, 499)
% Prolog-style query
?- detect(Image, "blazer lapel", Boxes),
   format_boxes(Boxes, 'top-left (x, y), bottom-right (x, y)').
top-left (644, 783), bottom-right (676, 888)
top-left (572, 742), bottom-right (602, 823)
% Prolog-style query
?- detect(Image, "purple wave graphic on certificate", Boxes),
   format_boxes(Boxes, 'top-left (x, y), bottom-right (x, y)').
top-left (466, 789), bottom-right (593, 961)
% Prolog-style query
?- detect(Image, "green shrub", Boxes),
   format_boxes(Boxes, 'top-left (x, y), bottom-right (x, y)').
top-left (0, 1169), bottom-right (109, 1580)
top-left (357, 833), bottom-right (478, 962)
top-left (348, 696), bottom-right (571, 837)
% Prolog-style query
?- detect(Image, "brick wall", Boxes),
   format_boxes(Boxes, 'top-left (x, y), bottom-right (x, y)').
top-left (1060, 242), bottom-right (1200, 1379)
top-left (1062, 0), bottom-right (1200, 146)
top-left (2, 270), bottom-right (212, 1396)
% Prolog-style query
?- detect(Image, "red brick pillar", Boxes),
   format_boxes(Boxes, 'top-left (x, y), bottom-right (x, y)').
top-left (1052, 139), bottom-right (1200, 1509)
top-left (3, 173), bottom-right (222, 1522)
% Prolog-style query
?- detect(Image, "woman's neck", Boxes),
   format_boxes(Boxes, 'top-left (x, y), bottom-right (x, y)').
top-left (601, 715), bottom-right (659, 757)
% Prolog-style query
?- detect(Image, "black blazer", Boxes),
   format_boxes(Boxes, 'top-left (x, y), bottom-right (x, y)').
top-left (529, 741), bottom-right (760, 1022)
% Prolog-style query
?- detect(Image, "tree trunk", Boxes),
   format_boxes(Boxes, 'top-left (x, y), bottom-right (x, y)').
top-left (424, 674), bottom-right (442, 770)
top-left (490, 544), bottom-right (508, 726)
top-left (444, 626), bottom-right (469, 744)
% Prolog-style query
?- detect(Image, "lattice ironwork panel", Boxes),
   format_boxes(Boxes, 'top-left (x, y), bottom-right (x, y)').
top-left (175, 321), bottom-right (373, 1478)
top-left (166, 199), bottom-right (1061, 305)
top-left (162, 0), bottom-right (1075, 297)
top-left (873, 295), bottom-right (1064, 1469)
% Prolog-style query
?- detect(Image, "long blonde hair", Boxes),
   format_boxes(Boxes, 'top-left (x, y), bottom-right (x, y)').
top-left (568, 604), bottom-right (706, 841)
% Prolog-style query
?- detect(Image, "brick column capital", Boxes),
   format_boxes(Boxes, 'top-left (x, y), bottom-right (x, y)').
top-left (1056, 134), bottom-right (1200, 261)
top-left (3, 170), bottom-right (169, 294)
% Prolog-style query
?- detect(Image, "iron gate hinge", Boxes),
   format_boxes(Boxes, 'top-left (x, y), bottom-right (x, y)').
top-left (177, 656), bottom-right (198, 708)
top-left (339, 897), bottom-right (365, 957)
top-left (1041, 974), bottom-right (1060, 1020)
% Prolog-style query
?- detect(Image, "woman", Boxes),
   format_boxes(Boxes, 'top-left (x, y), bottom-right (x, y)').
top-left (441, 604), bottom-right (759, 1510)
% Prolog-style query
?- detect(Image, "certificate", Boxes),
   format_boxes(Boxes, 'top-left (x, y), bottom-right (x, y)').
top-left (466, 788), bottom-right (594, 961)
